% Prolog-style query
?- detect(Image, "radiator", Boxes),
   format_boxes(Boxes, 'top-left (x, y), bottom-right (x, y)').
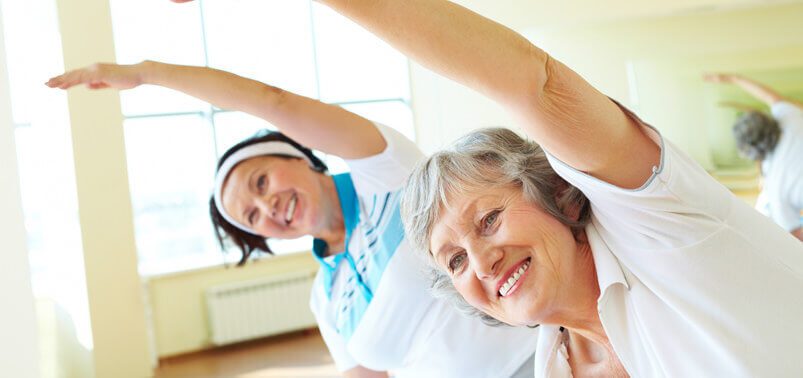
top-left (205, 270), bottom-right (318, 346)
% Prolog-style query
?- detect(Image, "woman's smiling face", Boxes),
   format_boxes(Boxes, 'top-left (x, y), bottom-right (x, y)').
top-left (428, 184), bottom-right (585, 327)
top-left (220, 155), bottom-right (330, 240)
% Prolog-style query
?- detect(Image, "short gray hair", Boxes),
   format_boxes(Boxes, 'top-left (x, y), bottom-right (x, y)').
top-left (733, 111), bottom-right (781, 161)
top-left (400, 127), bottom-right (590, 326)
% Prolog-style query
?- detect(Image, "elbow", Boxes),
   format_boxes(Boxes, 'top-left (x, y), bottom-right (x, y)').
top-left (257, 83), bottom-right (292, 114)
top-left (508, 45), bottom-right (551, 109)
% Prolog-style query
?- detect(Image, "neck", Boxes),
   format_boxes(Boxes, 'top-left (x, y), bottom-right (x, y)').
top-left (565, 328), bottom-right (627, 377)
top-left (314, 175), bottom-right (346, 256)
top-left (548, 236), bottom-right (608, 344)
top-left (554, 238), bottom-right (622, 371)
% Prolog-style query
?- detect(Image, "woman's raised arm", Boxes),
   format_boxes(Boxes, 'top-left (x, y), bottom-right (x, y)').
top-left (317, 0), bottom-right (659, 189)
top-left (46, 60), bottom-right (385, 159)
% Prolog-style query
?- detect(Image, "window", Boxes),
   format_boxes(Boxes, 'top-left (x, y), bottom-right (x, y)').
top-left (107, 0), bottom-right (414, 275)
top-left (2, 0), bottom-right (93, 348)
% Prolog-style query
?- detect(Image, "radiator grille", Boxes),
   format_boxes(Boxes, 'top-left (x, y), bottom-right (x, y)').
top-left (205, 270), bottom-right (317, 345)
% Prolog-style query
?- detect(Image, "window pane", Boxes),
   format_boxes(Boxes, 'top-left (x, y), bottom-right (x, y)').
top-left (15, 124), bottom-right (93, 347)
top-left (312, 3), bottom-right (410, 103)
top-left (123, 115), bottom-right (226, 275)
top-left (109, 0), bottom-right (208, 115)
top-left (4, 0), bottom-right (94, 349)
top-left (203, 0), bottom-right (318, 99)
top-left (1, 0), bottom-right (65, 125)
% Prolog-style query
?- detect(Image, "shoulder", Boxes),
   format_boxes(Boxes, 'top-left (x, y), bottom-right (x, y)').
top-left (345, 123), bottom-right (424, 196)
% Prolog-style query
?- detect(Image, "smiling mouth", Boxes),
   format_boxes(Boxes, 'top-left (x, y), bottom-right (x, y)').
top-left (499, 258), bottom-right (531, 297)
top-left (284, 193), bottom-right (297, 226)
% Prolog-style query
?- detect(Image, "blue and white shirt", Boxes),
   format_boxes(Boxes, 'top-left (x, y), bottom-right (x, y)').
top-left (309, 124), bottom-right (539, 377)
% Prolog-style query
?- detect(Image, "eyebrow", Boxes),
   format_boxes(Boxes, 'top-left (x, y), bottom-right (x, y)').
top-left (238, 169), bottom-right (260, 223)
top-left (430, 195), bottom-right (491, 259)
top-left (431, 243), bottom-right (456, 267)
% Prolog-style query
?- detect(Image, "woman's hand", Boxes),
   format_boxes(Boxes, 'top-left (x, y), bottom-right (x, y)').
top-left (47, 58), bottom-right (385, 159)
top-left (703, 73), bottom-right (734, 84)
top-left (46, 62), bottom-right (147, 90)
top-left (703, 72), bottom-right (783, 106)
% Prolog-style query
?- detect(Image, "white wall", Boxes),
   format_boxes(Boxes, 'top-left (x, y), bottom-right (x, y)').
top-left (147, 253), bottom-right (318, 358)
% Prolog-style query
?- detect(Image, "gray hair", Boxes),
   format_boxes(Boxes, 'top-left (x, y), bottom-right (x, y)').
top-left (400, 127), bottom-right (590, 326)
top-left (733, 111), bottom-right (781, 161)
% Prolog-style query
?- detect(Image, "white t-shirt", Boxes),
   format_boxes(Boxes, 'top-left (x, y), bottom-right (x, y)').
top-left (540, 120), bottom-right (803, 376)
top-left (761, 101), bottom-right (803, 231)
top-left (309, 123), bottom-right (539, 377)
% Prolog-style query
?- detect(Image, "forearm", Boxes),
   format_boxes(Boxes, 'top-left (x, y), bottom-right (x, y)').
top-left (317, 0), bottom-right (547, 107)
top-left (717, 101), bottom-right (762, 113)
top-left (343, 365), bottom-right (388, 378)
top-left (792, 227), bottom-right (803, 242)
top-left (140, 61), bottom-right (383, 158)
top-left (141, 60), bottom-right (285, 118)
top-left (724, 74), bottom-right (784, 106)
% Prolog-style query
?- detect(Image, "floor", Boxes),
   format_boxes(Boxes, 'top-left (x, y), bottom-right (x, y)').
top-left (153, 329), bottom-right (339, 378)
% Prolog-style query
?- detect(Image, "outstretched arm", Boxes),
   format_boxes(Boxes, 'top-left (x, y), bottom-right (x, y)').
top-left (792, 227), bottom-right (803, 242)
top-left (344, 366), bottom-right (388, 378)
top-left (704, 73), bottom-right (785, 107)
top-left (316, 0), bottom-right (659, 189)
top-left (717, 101), bottom-right (763, 113)
top-left (46, 61), bottom-right (385, 159)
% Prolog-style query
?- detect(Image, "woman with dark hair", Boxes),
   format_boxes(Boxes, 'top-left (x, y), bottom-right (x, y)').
top-left (47, 61), bottom-right (539, 377)
top-left (705, 73), bottom-right (803, 241)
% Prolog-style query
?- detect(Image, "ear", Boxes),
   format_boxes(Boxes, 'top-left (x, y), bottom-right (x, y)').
top-left (553, 178), bottom-right (582, 222)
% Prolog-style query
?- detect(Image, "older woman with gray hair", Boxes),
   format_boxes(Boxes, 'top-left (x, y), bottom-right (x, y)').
top-left (705, 73), bottom-right (803, 241)
top-left (310, 0), bottom-right (803, 376)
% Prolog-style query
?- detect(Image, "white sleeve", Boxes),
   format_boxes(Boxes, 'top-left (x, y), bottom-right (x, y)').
top-left (545, 126), bottom-right (733, 249)
top-left (309, 276), bottom-right (358, 372)
top-left (768, 101), bottom-right (803, 230)
top-left (766, 189), bottom-right (802, 231)
top-left (771, 101), bottom-right (803, 128)
top-left (343, 123), bottom-right (424, 196)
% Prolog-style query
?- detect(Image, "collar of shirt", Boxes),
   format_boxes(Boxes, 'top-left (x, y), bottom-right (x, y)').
top-left (587, 222), bottom-right (630, 303)
top-left (532, 223), bottom-right (630, 378)
top-left (312, 173), bottom-right (363, 299)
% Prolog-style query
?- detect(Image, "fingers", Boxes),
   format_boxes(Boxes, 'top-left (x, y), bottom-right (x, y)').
top-left (45, 64), bottom-right (107, 90)
top-left (703, 73), bottom-right (730, 83)
top-left (702, 73), bottom-right (719, 82)
top-left (88, 82), bottom-right (110, 90)
top-left (45, 69), bottom-right (83, 89)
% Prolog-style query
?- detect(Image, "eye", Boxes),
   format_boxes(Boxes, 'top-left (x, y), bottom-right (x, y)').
top-left (248, 209), bottom-right (258, 226)
top-left (448, 252), bottom-right (467, 273)
top-left (481, 209), bottom-right (501, 233)
top-left (256, 174), bottom-right (267, 193)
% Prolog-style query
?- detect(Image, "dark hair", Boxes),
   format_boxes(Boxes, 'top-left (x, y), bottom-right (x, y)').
top-left (732, 111), bottom-right (781, 161)
top-left (209, 130), bottom-right (328, 266)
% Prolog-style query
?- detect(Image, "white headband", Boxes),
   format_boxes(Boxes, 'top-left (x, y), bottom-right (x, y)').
top-left (213, 141), bottom-right (314, 234)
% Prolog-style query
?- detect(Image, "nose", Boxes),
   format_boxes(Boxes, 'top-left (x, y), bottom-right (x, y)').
top-left (467, 241), bottom-right (503, 280)
top-left (254, 194), bottom-right (280, 220)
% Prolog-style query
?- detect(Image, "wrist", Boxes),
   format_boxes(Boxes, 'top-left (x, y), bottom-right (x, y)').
top-left (136, 60), bottom-right (159, 85)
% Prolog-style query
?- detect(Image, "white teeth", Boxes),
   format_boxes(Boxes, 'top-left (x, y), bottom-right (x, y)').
top-left (285, 195), bottom-right (297, 224)
top-left (499, 260), bottom-right (530, 297)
